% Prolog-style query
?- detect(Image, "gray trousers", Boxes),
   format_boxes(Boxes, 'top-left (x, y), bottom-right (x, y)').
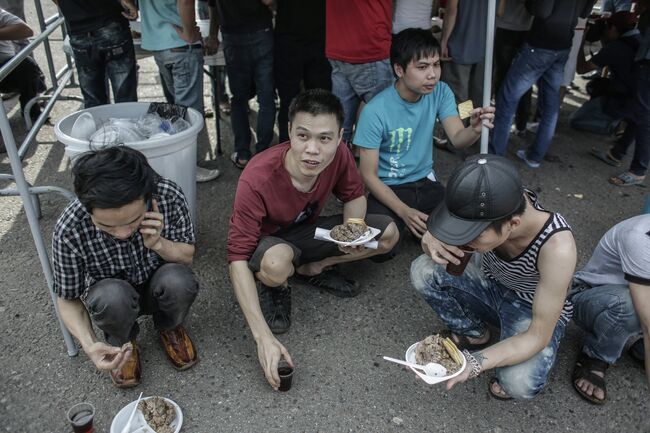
top-left (442, 61), bottom-right (485, 108)
top-left (84, 263), bottom-right (199, 346)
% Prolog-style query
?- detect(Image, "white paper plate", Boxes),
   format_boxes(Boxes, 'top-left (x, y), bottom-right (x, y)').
top-left (110, 397), bottom-right (182, 433)
top-left (320, 226), bottom-right (381, 246)
top-left (405, 342), bottom-right (466, 385)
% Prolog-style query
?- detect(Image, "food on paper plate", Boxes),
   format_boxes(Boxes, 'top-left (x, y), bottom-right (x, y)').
top-left (329, 218), bottom-right (368, 242)
top-left (138, 397), bottom-right (175, 433)
top-left (414, 334), bottom-right (462, 375)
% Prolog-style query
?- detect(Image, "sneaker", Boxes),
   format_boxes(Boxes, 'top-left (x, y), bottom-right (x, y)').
top-left (196, 166), bottom-right (220, 182)
top-left (257, 282), bottom-right (291, 334)
top-left (516, 149), bottom-right (541, 169)
top-left (525, 122), bottom-right (539, 133)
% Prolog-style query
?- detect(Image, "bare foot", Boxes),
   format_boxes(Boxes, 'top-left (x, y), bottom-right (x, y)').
top-left (575, 370), bottom-right (605, 402)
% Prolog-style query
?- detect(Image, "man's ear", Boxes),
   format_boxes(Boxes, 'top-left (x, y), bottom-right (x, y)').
top-left (508, 216), bottom-right (522, 231)
top-left (394, 63), bottom-right (404, 78)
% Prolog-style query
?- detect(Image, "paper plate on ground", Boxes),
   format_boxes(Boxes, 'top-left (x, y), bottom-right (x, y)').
top-left (405, 342), bottom-right (466, 385)
top-left (320, 226), bottom-right (381, 246)
top-left (110, 396), bottom-right (182, 433)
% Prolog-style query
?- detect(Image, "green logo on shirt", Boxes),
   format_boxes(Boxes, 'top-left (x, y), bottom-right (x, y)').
top-left (388, 127), bottom-right (413, 154)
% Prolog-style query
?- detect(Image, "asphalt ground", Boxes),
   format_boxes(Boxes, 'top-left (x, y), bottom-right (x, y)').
top-left (1, 3), bottom-right (649, 433)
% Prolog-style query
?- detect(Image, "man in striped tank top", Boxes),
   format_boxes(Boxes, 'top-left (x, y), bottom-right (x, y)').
top-left (569, 215), bottom-right (650, 404)
top-left (410, 155), bottom-right (577, 400)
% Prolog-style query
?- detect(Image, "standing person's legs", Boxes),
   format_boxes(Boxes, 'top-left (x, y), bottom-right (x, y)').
top-left (491, 44), bottom-right (551, 156)
top-left (252, 29), bottom-right (276, 153)
top-left (223, 34), bottom-right (255, 162)
top-left (329, 59), bottom-right (361, 144)
top-left (442, 61), bottom-right (471, 103)
top-left (274, 35), bottom-right (304, 143)
top-left (525, 49), bottom-right (569, 162)
top-left (156, 47), bottom-right (205, 113)
top-left (303, 41), bottom-right (332, 91)
top-left (103, 23), bottom-right (138, 104)
top-left (69, 31), bottom-right (110, 108)
top-left (468, 62), bottom-right (485, 110)
top-left (84, 279), bottom-right (140, 346)
top-left (352, 58), bottom-right (393, 104)
top-left (628, 63), bottom-right (650, 178)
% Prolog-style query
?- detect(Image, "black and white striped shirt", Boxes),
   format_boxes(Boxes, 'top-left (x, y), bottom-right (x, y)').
top-left (482, 189), bottom-right (573, 325)
top-left (52, 177), bottom-right (194, 300)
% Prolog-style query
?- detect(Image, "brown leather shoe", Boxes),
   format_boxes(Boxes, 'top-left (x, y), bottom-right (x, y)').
top-left (110, 340), bottom-right (141, 388)
top-left (159, 326), bottom-right (198, 371)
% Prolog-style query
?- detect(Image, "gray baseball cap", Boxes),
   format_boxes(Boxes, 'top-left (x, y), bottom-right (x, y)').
top-left (427, 154), bottom-right (524, 245)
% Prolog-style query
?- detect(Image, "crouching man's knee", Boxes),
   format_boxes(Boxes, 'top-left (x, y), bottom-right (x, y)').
top-left (410, 254), bottom-right (446, 296)
top-left (258, 243), bottom-right (295, 287)
top-left (376, 222), bottom-right (399, 253)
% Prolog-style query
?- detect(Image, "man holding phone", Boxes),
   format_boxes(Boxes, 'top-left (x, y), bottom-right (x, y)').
top-left (52, 147), bottom-right (199, 388)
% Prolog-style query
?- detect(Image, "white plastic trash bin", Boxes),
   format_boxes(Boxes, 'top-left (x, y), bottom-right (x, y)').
top-left (54, 102), bottom-right (202, 222)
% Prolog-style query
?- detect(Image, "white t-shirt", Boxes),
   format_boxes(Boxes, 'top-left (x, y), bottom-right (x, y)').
top-left (575, 214), bottom-right (650, 287)
top-left (0, 8), bottom-right (24, 61)
top-left (392, 0), bottom-right (433, 34)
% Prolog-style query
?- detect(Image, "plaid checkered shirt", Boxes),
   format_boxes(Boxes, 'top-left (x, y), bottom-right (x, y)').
top-left (52, 177), bottom-right (195, 300)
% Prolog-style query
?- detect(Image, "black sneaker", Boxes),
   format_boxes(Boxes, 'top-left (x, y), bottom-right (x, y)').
top-left (257, 282), bottom-right (291, 334)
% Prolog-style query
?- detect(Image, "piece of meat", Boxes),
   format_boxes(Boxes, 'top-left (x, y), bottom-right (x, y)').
top-left (414, 334), bottom-right (461, 374)
top-left (330, 223), bottom-right (367, 242)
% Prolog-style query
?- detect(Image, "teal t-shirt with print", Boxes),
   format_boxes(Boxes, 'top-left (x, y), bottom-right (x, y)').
top-left (353, 82), bottom-right (458, 185)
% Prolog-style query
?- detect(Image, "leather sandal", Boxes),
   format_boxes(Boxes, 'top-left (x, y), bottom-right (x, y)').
top-left (439, 329), bottom-right (491, 351)
top-left (110, 340), bottom-right (141, 388)
top-left (159, 325), bottom-right (198, 371)
top-left (488, 377), bottom-right (513, 400)
top-left (572, 352), bottom-right (608, 405)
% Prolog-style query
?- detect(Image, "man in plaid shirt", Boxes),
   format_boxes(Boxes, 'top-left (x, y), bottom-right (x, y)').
top-left (52, 146), bottom-right (199, 388)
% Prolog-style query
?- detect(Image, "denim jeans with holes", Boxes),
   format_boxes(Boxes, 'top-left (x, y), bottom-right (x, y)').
top-left (68, 21), bottom-right (138, 108)
top-left (410, 254), bottom-right (566, 399)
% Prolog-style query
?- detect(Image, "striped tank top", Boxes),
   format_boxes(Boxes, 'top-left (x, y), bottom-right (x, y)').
top-left (481, 189), bottom-right (573, 325)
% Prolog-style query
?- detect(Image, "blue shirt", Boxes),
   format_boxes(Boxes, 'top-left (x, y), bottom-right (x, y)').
top-left (139, 0), bottom-right (187, 51)
top-left (353, 82), bottom-right (458, 185)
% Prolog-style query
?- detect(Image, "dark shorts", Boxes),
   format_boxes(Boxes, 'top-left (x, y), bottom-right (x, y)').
top-left (248, 213), bottom-right (394, 272)
top-left (367, 177), bottom-right (445, 234)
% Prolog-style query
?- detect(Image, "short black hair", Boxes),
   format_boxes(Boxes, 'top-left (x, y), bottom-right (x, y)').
top-left (488, 194), bottom-right (527, 235)
top-left (72, 146), bottom-right (157, 212)
top-left (288, 89), bottom-right (344, 130)
top-left (391, 28), bottom-right (441, 79)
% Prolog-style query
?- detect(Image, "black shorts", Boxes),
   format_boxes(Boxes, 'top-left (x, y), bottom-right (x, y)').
top-left (247, 214), bottom-right (394, 272)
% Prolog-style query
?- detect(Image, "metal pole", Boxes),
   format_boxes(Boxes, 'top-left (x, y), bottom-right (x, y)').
top-left (33, 0), bottom-right (59, 87)
top-left (0, 101), bottom-right (78, 357)
top-left (480, 0), bottom-right (497, 154)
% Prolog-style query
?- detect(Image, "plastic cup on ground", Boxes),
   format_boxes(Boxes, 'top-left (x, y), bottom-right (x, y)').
top-left (66, 402), bottom-right (95, 433)
top-left (278, 359), bottom-right (294, 392)
top-left (446, 246), bottom-right (475, 276)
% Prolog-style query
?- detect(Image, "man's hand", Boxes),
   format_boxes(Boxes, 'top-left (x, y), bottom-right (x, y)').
top-left (444, 362), bottom-right (471, 390)
top-left (399, 207), bottom-right (429, 239)
top-left (256, 335), bottom-right (293, 390)
top-left (204, 34), bottom-right (219, 56)
top-left (440, 41), bottom-right (451, 60)
top-left (469, 106), bottom-right (496, 134)
top-left (173, 23), bottom-right (202, 44)
top-left (421, 231), bottom-right (465, 265)
top-left (121, 0), bottom-right (138, 20)
top-left (85, 341), bottom-right (132, 371)
top-left (140, 199), bottom-right (164, 250)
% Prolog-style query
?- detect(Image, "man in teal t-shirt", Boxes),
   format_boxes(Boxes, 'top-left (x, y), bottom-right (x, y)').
top-left (355, 28), bottom-right (494, 245)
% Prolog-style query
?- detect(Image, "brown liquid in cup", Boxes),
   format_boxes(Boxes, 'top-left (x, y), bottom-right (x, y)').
top-left (445, 246), bottom-right (474, 276)
top-left (278, 365), bottom-right (294, 391)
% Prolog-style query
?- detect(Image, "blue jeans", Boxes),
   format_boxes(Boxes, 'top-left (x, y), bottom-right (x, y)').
top-left (569, 96), bottom-right (621, 136)
top-left (68, 21), bottom-right (138, 108)
top-left (611, 63), bottom-right (650, 176)
top-left (602, 0), bottom-right (633, 12)
top-left (491, 44), bottom-right (569, 162)
top-left (329, 59), bottom-right (393, 143)
top-left (410, 255), bottom-right (566, 399)
top-left (222, 29), bottom-right (276, 160)
top-left (569, 282), bottom-right (642, 364)
top-left (153, 46), bottom-right (204, 113)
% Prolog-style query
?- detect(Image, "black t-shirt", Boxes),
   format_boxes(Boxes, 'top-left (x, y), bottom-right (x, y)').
top-left (274, 0), bottom-right (325, 42)
top-left (215, 0), bottom-right (273, 34)
top-left (592, 33), bottom-right (641, 95)
top-left (58, 0), bottom-right (127, 34)
top-left (526, 0), bottom-right (596, 50)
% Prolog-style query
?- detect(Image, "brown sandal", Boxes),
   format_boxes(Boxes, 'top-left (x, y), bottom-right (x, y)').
top-left (439, 329), bottom-right (491, 351)
top-left (572, 352), bottom-right (608, 405)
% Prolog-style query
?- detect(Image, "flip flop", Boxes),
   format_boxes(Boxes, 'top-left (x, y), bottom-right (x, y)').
top-left (488, 378), bottom-right (513, 401)
top-left (439, 329), bottom-right (491, 351)
top-left (572, 352), bottom-right (608, 405)
top-left (589, 147), bottom-right (621, 167)
top-left (230, 152), bottom-right (249, 169)
top-left (608, 172), bottom-right (646, 187)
